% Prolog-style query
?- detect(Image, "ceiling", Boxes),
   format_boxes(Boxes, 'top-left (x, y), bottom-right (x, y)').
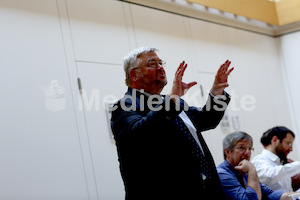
top-left (186, 0), bottom-right (300, 26)
top-left (120, 0), bottom-right (300, 36)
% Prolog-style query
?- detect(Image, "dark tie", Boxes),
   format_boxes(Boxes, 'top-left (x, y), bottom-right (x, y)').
top-left (236, 174), bottom-right (246, 188)
top-left (174, 116), bottom-right (212, 179)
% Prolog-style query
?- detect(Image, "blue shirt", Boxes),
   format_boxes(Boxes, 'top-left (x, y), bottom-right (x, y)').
top-left (217, 160), bottom-right (284, 200)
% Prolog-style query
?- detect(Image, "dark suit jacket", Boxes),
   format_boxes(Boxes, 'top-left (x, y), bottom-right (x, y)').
top-left (111, 87), bottom-right (230, 200)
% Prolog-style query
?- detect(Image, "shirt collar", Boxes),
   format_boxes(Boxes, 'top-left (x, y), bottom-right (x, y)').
top-left (131, 87), bottom-right (164, 99)
top-left (136, 89), bottom-right (152, 97)
top-left (262, 149), bottom-right (280, 163)
top-left (223, 160), bottom-right (240, 176)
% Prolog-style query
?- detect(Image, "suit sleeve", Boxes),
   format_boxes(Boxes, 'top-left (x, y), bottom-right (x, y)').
top-left (187, 92), bottom-right (230, 132)
top-left (111, 95), bottom-right (182, 139)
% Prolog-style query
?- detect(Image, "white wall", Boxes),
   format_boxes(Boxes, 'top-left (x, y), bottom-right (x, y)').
top-left (0, 0), bottom-right (298, 199)
top-left (0, 0), bottom-right (90, 199)
top-left (279, 31), bottom-right (300, 162)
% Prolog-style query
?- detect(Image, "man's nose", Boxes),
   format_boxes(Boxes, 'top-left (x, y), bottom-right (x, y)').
top-left (288, 143), bottom-right (293, 151)
top-left (156, 64), bottom-right (164, 69)
top-left (244, 149), bottom-right (252, 155)
top-left (156, 65), bottom-right (164, 72)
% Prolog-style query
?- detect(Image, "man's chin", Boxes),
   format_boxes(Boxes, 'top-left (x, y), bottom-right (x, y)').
top-left (163, 80), bottom-right (167, 86)
top-left (157, 79), bottom-right (167, 87)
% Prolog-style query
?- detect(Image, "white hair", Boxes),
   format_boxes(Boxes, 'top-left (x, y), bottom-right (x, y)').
top-left (123, 47), bottom-right (158, 86)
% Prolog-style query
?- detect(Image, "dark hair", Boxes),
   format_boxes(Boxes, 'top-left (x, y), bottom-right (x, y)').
top-left (260, 126), bottom-right (295, 146)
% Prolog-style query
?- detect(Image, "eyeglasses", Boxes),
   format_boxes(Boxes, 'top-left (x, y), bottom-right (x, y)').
top-left (235, 146), bottom-right (254, 153)
top-left (132, 60), bottom-right (166, 70)
top-left (283, 140), bottom-right (293, 147)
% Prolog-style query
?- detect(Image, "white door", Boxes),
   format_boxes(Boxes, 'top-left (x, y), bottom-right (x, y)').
top-left (77, 62), bottom-right (127, 199)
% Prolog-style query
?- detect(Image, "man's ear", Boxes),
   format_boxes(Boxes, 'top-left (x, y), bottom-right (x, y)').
top-left (271, 136), bottom-right (279, 146)
top-left (130, 69), bottom-right (138, 82)
top-left (225, 149), bottom-right (230, 158)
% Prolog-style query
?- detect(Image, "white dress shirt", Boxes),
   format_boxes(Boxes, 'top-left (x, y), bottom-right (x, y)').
top-left (251, 149), bottom-right (300, 192)
top-left (178, 111), bottom-right (203, 151)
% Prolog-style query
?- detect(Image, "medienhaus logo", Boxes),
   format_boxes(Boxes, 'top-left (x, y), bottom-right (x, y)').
top-left (78, 88), bottom-right (256, 112)
top-left (40, 80), bottom-right (66, 112)
top-left (114, 90), bottom-right (229, 112)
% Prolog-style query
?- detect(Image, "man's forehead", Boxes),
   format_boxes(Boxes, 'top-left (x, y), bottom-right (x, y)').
top-left (138, 52), bottom-right (160, 64)
top-left (284, 133), bottom-right (294, 141)
top-left (236, 140), bottom-right (252, 146)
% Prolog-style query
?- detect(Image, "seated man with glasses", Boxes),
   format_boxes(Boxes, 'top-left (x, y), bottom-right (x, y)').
top-left (252, 126), bottom-right (300, 192)
top-left (217, 131), bottom-right (297, 200)
top-left (111, 47), bottom-right (234, 200)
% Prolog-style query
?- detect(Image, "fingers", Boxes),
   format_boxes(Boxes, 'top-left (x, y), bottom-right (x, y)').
top-left (226, 67), bottom-right (234, 76)
top-left (170, 61), bottom-right (197, 98)
top-left (216, 60), bottom-right (234, 83)
top-left (187, 81), bottom-right (197, 89)
top-left (175, 61), bottom-right (187, 80)
top-left (234, 164), bottom-right (247, 173)
top-left (220, 60), bottom-right (232, 72)
top-left (234, 165), bottom-right (242, 171)
top-left (218, 83), bottom-right (229, 88)
top-left (217, 60), bottom-right (230, 74)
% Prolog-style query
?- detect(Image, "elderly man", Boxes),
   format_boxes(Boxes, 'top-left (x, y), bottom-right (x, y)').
top-left (111, 47), bottom-right (233, 200)
top-left (252, 126), bottom-right (300, 192)
top-left (217, 131), bottom-right (297, 200)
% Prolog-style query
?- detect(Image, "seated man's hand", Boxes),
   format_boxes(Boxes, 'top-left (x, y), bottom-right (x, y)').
top-left (234, 160), bottom-right (255, 175)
